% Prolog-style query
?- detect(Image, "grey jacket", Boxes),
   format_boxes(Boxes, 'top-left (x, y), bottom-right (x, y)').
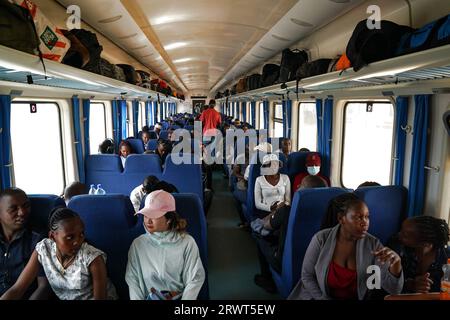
top-left (288, 225), bottom-right (404, 300)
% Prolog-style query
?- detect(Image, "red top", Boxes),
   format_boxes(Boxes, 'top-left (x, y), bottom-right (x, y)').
top-left (292, 172), bottom-right (330, 193)
top-left (199, 108), bottom-right (221, 136)
top-left (327, 261), bottom-right (358, 300)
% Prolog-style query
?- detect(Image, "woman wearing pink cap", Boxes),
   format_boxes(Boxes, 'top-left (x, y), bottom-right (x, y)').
top-left (125, 190), bottom-right (205, 300)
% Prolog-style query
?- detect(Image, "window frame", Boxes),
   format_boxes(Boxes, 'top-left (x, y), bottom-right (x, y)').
top-left (297, 101), bottom-right (318, 152)
top-left (340, 100), bottom-right (396, 188)
top-left (89, 101), bottom-right (107, 155)
top-left (10, 101), bottom-right (66, 190)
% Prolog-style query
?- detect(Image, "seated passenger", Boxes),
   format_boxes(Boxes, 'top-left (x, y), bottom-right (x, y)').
top-left (98, 139), bottom-right (115, 154)
top-left (130, 176), bottom-right (160, 213)
top-left (149, 139), bottom-right (172, 167)
top-left (62, 182), bottom-right (88, 206)
top-left (253, 154), bottom-right (291, 293)
top-left (281, 138), bottom-right (292, 158)
top-left (289, 193), bottom-right (403, 300)
top-left (292, 153), bottom-right (330, 193)
top-left (1, 208), bottom-right (118, 300)
top-left (232, 146), bottom-right (250, 228)
top-left (299, 175), bottom-right (327, 189)
top-left (0, 189), bottom-right (49, 299)
top-left (141, 131), bottom-right (152, 150)
top-left (357, 181), bottom-right (381, 188)
top-left (299, 147), bottom-right (310, 152)
top-left (119, 140), bottom-right (133, 168)
top-left (388, 216), bottom-right (449, 293)
top-left (154, 123), bottom-right (162, 139)
top-left (126, 191), bottom-right (205, 300)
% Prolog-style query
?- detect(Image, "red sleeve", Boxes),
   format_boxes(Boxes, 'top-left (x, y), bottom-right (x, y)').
top-left (199, 111), bottom-right (204, 122)
top-left (319, 173), bottom-right (331, 187)
top-left (293, 172), bottom-right (307, 193)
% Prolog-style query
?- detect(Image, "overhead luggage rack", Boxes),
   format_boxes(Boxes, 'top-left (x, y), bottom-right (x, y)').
top-left (0, 44), bottom-right (178, 101)
top-left (219, 44), bottom-right (450, 100)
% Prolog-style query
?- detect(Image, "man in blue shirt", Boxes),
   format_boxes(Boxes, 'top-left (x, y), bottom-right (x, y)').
top-left (0, 188), bottom-right (49, 299)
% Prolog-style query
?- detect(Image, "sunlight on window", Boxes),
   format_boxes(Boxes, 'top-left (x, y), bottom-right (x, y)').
top-left (11, 102), bottom-right (65, 194)
top-left (342, 102), bottom-right (394, 189)
top-left (298, 102), bottom-right (317, 151)
top-left (274, 122), bottom-right (283, 138)
top-left (89, 103), bottom-right (106, 155)
top-left (259, 102), bottom-right (265, 129)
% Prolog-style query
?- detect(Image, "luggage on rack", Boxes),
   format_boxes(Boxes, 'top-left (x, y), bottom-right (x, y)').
top-left (137, 70), bottom-right (151, 84)
top-left (236, 78), bottom-right (247, 93)
top-left (397, 14), bottom-right (450, 56)
top-left (261, 64), bottom-right (280, 87)
top-left (246, 74), bottom-right (262, 91)
top-left (346, 19), bottom-right (413, 72)
top-left (296, 59), bottom-right (333, 80)
top-left (63, 29), bottom-right (103, 74)
top-left (117, 64), bottom-right (138, 85)
top-left (113, 64), bottom-right (127, 82)
top-left (278, 48), bottom-right (308, 83)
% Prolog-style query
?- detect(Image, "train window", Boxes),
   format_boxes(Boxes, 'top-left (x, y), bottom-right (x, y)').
top-left (89, 102), bottom-right (107, 155)
top-left (273, 103), bottom-right (283, 137)
top-left (259, 102), bottom-right (264, 129)
top-left (297, 102), bottom-right (317, 151)
top-left (126, 103), bottom-right (132, 138)
top-left (11, 102), bottom-right (65, 194)
top-left (137, 102), bottom-right (146, 130)
top-left (341, 102), bottom-right (395, 189)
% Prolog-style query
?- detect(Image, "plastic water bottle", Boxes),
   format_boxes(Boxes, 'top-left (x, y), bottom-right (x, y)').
top-left (441, 258), bottom-right (450, 300)
top-left (95, 184), bottom-right (106, 195)
top-left (88, 184), bottom-right (96, 195)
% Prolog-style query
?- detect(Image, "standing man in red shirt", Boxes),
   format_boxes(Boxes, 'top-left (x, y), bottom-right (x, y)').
top-left (199, 100), bottom-right (222, 138)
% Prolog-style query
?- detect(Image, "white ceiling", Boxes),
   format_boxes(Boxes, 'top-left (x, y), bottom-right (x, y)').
top-left (56, 0), bottom-right (364, 95)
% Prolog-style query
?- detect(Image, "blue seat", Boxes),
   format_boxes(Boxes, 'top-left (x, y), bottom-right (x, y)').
top-left (85, 155), bottom-right (123, 194)
top-left (127, 138), bottom-right (145, 154)
top-left (271, 187), bottom-right (348, 298)
top-left (68, 194), bottom-right (137, 299)
top-left (163, 154), bottom-right (203, 203)
top-left (122, 154), bottom-right (163, 194)
top-left (286, 152), bottom-right (309, 181)
top-left (159, 130), bottom-right (169, 140)
top-left (354, 186), bottom-right (407, 244)
top-left (146, 139), bottom-right (158, 151)
top-left (29, 195), bottom-right (66, 235)
top-left (244, 152), bottom-right (267, 222)
top-left (184, 125), bottom-right (194, 131)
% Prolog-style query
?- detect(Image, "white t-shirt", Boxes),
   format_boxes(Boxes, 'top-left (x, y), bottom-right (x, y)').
top-left (120, 156), bottom-right (127, 168)
top-left (35, 239), bottom-right (118, 300)
top-left (254, 174), bottom-right (291, 212)
top-left (130, 184), bottom-right (146, 213)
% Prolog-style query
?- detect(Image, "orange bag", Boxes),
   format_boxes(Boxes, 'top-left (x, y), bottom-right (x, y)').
top-left (336, 53), bottom-right (351, 71)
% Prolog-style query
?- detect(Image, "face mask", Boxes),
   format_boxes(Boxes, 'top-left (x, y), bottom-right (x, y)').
top-left (307, 166), bottom-right (320, 176)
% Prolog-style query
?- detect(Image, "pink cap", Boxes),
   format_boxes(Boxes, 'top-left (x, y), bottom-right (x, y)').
top-left (136, 190), bottom-right (176, 219)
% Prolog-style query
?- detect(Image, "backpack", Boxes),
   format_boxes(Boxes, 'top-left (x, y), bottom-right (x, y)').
top-left (397, 14), bottom-right (450, 56)
top-left (247, 74), bottom-right (262, 91)
top-left (261, 64), bottom-right (280, 87)
top-left (98, 58), bottom-right (115, 78)
top-left (63, 29), bottom-right (103, 73)
top-left (346, 19), bottom-right (414, 71)
top-left (113, 65), bottom-right (126, 82)
top-left (136, 70), bottom-right (151, 84)
top-left (0, 0), bottom-right (40, 55)
top-left (335, 53), bottom-right (352, 71)
top-left (117, 64), bottom-right (138, 85)
top-left (236, 78), bottom-right (247, 93)
top-left (296, 59), bottom-right (332, 98)
top-left (278, 48), bottom-right (308, 83)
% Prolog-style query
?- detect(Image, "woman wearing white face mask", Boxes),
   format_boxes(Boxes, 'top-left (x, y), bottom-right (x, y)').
top-left (253, 154), bottom-right (291, 293)
top-left (293, 152), bottom-right (330, 193)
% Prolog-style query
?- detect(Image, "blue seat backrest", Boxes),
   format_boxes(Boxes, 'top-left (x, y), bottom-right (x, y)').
top-left (29, 195), bottom-right (66, 235)
top-left (184, 125), bottom-right (194, 131)
top-left (245, 151), bottom-right (267, 222)
top-left (122, 154), bottom-right (163, 194)
top-left (132, 193), bottom-right (209, 299)
top-left (146, 139), bottom-right (158, 151)
top-left (354, 186), bottom-right (407, 244)
top-left (85, 155), bottom-right (123, 194)
top-left (163, 154), bottom-right (203, 203)
top-left (281, 187), bottom-right (348, 297)
top-left (68, 194), bottom-right (137, 299)
top-left (287, 152), bottom-right (309, 180)
top-left (170, 125), bottom-right (181, 130)
top-left (277, 152), bottom-right (288, 175)
top-left (127, 138), bottom-right (145, 154)
top-left (159, 130), bottom-right (169, 140)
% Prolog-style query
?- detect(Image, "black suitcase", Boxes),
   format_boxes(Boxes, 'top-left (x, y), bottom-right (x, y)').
top-left (117, 64), bottom-right (138, 85)
top-left (278, 48), bottom-right (308, 83)
top-left (261, 64), bottom-right (280, 87)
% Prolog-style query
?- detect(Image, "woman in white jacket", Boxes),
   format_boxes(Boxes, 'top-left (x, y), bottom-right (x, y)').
top-left (125, 190), bottom-right (205, 300)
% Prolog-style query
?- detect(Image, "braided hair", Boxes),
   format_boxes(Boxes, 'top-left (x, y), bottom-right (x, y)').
top-left (410, 216), bottom-right (449, 248)
top-left (320, 193), bottom-right (364, 230)
top-left (48, 207), bottom-right (80, 232)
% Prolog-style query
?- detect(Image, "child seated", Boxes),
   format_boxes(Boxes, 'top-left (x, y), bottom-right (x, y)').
top-left (0, 208), bottom-right (117, 300)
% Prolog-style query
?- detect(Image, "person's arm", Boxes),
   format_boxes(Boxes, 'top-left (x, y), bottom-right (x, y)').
top-left (130, 186), bottom-right (143, 213)
top-left (300, 234), bottom-right (328, 300)
top-left (28, 276), bottom-right (50, 300)
top-left (181, 239), bottom-right (206, 300)
top-left (125, 244), bottom-right (146, 300)
top-left (292, 174), bottom-right (302, 193)
top-left (232, 165), bottom-right (244, 179)
top-left (283, 175), bottom-right (291, 206)
top-left (373, 244), bottom-right (404, 294)
top-left (254, 179), bottom-right (271, 212)
top-left (0, 251), bottom-right (40, 300)
top-left (89, 256), bottom-right (108, 300)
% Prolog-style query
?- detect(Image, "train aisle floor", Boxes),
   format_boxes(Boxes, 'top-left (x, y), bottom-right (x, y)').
top-left (207, 170), bottom-right (281, 300)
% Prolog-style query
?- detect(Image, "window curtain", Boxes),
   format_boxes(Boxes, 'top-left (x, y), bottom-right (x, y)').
top-left (159, 102), bottom-right (164, 121)
top-left (0, 95), bottom-right (12, 189)
top-left (242, 102), bottom-right (247, 123)
top-left (236, 102), bottom-right (241, 121)
top-left (119, 100), bottom-right (127, 140)
top-left (283, 100), bottom-right (293, 138)
top-left (82, 99), bottom-right (90, 165)
top-left (407, 95), bottom-right (431, 217)
top-left (263, 101), bottom-right (269, 130)
top-left (145, 101), bottom-right (151, 126)
top-left (394, 97), bottom-right (409, 186)
top-left (71, 98), bottom-right (84, 182)
top-left (153, 101), bottom-right (158, 125)
top-left (316, 98), bottom-right (333, 178)
top-left (132, 100), bottom-right (139, 137)
top-left (251, 101), bottom-right (256, 127)
top-left (111, 100), bottom-right (120, 150)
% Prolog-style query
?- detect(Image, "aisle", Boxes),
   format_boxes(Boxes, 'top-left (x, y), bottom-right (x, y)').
top-left (207, 171), bottom-right (280, 300)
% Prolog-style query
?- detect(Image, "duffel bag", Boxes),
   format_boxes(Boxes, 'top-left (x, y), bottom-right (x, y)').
top-left (117, 64), bottom-right (138, 85)
top-left (278, 48), bottom-right (308, 83)
top-left (261, 64), bottom-right (280, 87)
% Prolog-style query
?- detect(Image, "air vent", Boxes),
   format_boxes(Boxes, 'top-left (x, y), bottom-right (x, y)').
top-left (131, 45), bottom-right (147, 50)
top-left (290, 18), bottom-right (314, 27)
top-left (118, 33), bottom-right (138, 40)
top-left (271, 34), bottom-right (291, 42)
top-left (141, 53), bottom-right (154, 58)
top-left (260, 46), bottom-right (275, 52)
top-left (98, 15), bottom-right (123, 24)
top-left (329, 0), bottom-right (350, 3)
top-left (251, 54), bottom-right (265, 59)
